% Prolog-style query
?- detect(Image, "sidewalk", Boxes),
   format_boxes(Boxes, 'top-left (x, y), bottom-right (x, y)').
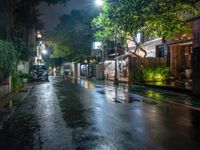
top-left (143, 80), bottom-right (192, 95)
top-left (0, 84), bottom-right (33, 128)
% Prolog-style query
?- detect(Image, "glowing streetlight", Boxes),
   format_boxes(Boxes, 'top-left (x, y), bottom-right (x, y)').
top-left (95, 0), bottom-right (103, 6)
top-left (42, 49), bottom-right (48, 55)
top-left (36, 31), bottom-right (42, 38)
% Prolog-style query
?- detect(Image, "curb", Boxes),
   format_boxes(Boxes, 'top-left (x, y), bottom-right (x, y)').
top-left (0, 84), bottom-right (31, 107)
top-left (139, 83), bottom-right (193, 95)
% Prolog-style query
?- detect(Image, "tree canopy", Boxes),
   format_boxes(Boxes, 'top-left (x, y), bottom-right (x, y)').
top-left (93, 0), bottom-right (198, 55)
top-left (45, 9), bottom-right (96, 63)
top-left (11, 0), bottom-right (69, 60)
top-left (0, 0), bottom-right (70, 76)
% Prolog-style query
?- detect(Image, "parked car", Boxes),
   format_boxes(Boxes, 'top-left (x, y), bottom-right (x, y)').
top-left (30, 65), bottom-right (48, 81)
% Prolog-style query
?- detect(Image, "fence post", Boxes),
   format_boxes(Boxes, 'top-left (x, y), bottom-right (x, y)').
top-left (128, 56), bottom-right (134, 85)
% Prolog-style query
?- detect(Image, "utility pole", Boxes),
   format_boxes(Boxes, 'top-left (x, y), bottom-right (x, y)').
top-left (114, 26), bottom-right (118, 85)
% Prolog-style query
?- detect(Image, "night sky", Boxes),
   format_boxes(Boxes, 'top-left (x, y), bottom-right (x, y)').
top-left (38, 0), bottom-right (95, 31)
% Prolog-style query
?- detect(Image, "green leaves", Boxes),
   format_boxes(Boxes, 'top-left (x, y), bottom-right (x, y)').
top-left (45, 10), bottom-right (95, 62)
top-left (0, 40), bottom-right (17, 76)
top-left (143, 65), bottom-right (170, 82)
top-left (93, 0), bottom-right (198, 45)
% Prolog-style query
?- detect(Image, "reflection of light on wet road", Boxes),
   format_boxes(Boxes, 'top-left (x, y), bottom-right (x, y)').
top-left (67, 77), bottom-right (95, 89)
top-left (34, 82), bottom-right (74, 150)
top-left (129, 85), bottom-right (200, 111)
top-left (104, 85), bottom-right (131, 103)
top-left (1, 77), bottom-right (200, 149)
top-left (35, 78), bottom-right (200, 149)
top-left (80, 80), bottom-right (95, 89)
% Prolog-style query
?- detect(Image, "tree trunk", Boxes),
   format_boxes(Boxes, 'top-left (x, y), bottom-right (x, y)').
top-left (128, 56), bottom-right (134, 85)
top-left (5, 0), bottom-right (12, 41)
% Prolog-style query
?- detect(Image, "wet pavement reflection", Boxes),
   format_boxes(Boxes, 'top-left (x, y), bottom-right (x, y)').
top-left (0, 76), bottom-right (200, 150)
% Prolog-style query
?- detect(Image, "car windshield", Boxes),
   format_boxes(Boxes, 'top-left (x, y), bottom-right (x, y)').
top-left (32, 65), bottom-right (47, 70)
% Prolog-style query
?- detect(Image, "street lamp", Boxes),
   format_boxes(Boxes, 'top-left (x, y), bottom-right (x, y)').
top-left (94, 0), bottom-right (118, 84)
top-left (95, 0), bottom-right (103, 6)
top-left (42, 49), bottom-right (48, 55)
top-left (107, 0), bottom-right (118, 85)
top-left (36, 31), bottom-right (42, 39)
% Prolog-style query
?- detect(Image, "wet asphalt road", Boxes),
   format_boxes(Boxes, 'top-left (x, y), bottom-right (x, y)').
top-left (0, 76), bottom-right (200, 150)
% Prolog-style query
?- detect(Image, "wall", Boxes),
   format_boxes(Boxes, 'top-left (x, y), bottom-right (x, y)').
top-left (0, 77), bottom-right (9, 98)
top-left (17, 61), bottom-right (29, 74)
top-left (192, 18), bottom-right (200, 96)
top-left (104, 59), bottom-right (128, 82)
top-left (170, 45), bottom-right (192, 79)
top-left (96, 64), bottom-right (104, 80)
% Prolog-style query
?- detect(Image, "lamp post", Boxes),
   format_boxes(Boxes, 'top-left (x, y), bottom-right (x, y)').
top-left (95, 0), bottom-right (118, 84)
top-left (114, 31), bottom-right (118, 85)
top-left (111, 1), bottom-right (118, 85)
top-left (85, 58), bottom-right (90, 79)
top-left (95, 0), bottom-right (103, 6)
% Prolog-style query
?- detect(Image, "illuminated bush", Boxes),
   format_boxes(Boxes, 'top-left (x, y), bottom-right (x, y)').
top-left (143, 65), bottom-right (170, 82)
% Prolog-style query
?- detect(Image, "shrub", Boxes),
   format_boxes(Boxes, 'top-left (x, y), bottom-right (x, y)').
top-left (0, 40), bottom-right (17, 75)
top-left (19, 73), bottom-right (29, 83)
top-left (143, 64), bottom-right (170, 82)
top-left (12, 72), bottom-right (23, 91)
top-left (134, 66), bottom-right (144, 83)
top-left (0, 40), bottom-right (17, 84)
top-left (0, 40), bottom-right (28, 90)
top-left (19, 73), bottom-right (29, 79)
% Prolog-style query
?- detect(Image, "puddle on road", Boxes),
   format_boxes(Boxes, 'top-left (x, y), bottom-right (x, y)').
top-left (95, 84), bottom-right (104, 88)
top-left (79, 80), bottom-right (95, 89)
top-left (130, 85), bottom-right (200, 109)
top-left (102, 86), bottom-right (134, 103)
top-left (97, 90), bottom-right (105, 95)
top-left (63, 78), bottom-right (200, 109)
